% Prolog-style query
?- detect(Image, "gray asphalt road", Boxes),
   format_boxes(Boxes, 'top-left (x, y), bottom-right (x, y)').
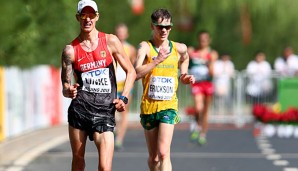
top-left (8, 123), bottom-right (298, 171)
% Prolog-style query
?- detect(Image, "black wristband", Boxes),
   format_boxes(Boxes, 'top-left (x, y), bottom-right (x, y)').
top-left (119, 95), bottom-right (128, 104)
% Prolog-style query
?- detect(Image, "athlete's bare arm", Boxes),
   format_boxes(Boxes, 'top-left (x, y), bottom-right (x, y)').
top-left (208, 50), bottom-right (218, 76)
top-left (61, 45), bottom-right (79, 99)
top-left (176, 42), bottom-right (195, 84)
top-left (135, 41), bottom-right (170, 80)
top-left (106, 34), bottom-right (136, 98)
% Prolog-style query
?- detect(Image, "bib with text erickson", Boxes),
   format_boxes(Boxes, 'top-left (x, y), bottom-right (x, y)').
top-left (148, 76), bottom-right (175, 100)
top-left (81, 68), bottom-right (111, 93)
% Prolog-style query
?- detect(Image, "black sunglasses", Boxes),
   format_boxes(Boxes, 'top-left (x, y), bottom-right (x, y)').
top-left (152, 23), bottom-right (173, 30)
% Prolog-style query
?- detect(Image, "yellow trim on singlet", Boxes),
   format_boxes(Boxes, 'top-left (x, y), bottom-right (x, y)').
top-left (123, 42), bottom-right (131, 57)
top-left (116, 42), bottom-right (132, 92)
top-left (140, 40), bottom-right (179, 114)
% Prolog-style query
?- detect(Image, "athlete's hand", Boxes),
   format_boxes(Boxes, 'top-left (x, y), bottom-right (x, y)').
top-left (180, 74), bottom-right (195, 84)
top-left (155, 47), bottom-right (171, 64)
top-left (113, 99), bottom-right (126, 112)
top-left (63, 83), bottom-right (79, 99)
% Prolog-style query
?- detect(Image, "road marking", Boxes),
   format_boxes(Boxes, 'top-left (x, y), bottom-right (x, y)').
top-left (255, 136), bottom-right (298, 171)
top-left (266, 154), bottom-right (281, 160)
top-left (42, 151), bottom-right (294, 159)
top-left (40, 151), bottom-right (298, 159)
top-left (5, 167), bottom-right (22, 171)
top-left (256, 138), bottom-right (268, 144)
top-left (116, 152), bottom-right (267, 158)
top-left (261, 148), bottom-right (275, 155)
top-left (258, 143), bottom-right (272, 148)
top-left (284, 168), bottom-right (298, 171)
top-left (274, 160), bottom-right (289, 166)
top-left (5, 135), bottom-right (68, 171)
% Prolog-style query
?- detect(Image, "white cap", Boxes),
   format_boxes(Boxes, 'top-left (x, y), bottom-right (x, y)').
top-left (77, 0), bottom-right (98, 13)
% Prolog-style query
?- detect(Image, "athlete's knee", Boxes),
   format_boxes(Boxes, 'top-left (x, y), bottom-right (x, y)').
top-left (159, 150), bottom-right (170, 161)
top-left (194, 102), bottom-right (203, 112)
top-left (147, 155), bottom-right (160, 168)
top-left (98, 156), bottom-right (113, 171)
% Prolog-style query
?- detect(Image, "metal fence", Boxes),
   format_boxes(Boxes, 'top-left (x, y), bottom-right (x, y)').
top-left (128, 70), bottom-right (285, 127)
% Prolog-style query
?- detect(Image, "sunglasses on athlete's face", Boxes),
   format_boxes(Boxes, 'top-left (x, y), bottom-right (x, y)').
top-left (152, 23), bottom-right (173, 30)
top-left (78, 13), bottom-right (98, 20)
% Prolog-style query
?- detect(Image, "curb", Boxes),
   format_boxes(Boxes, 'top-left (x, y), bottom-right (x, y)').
top-left (0, 124), bottom-right (68, 166)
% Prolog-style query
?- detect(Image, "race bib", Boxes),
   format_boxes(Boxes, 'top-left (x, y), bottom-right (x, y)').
top-left (81, 68), bottom-right (111, 93)
top-left (148, 76), bottom-right (175, 100)
top-left (189, 58), bottom-right (209, 81)
top-left (189, 65), bottom-right (209, 81)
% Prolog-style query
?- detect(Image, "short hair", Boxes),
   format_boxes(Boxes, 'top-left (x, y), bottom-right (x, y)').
top-left (197, 30), bottom-right (210, 37)
top-left (115, 23), bottom-right (128, 30)
top-left (151, 8), bottom-right (172, 24)
top-left (254, 50), bottom-right (264, 56)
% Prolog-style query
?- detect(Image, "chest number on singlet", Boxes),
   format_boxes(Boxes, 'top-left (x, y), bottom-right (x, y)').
top-left (81, 68), bottom-right (111, 93)
top-left (189, 58), bottom-right (209, 81)
top-left (148, 76), bottom-right (175, 100)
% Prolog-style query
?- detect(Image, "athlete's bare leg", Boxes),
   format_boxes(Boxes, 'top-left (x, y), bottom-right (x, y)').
top-left (93, 131), bottom-right (114, 171)
top-left (194, 94), bottom-right (204, 128)
top-left (158, 123), bottom-right (174, 171)
top-left (69, 125), bottom-right (88, 171)
top-left (144, 123), bottom-right (174, 171)
top-left (200, 95), bottom-right (213, 137)
top-left (144, 127), bottom-right (160, 171)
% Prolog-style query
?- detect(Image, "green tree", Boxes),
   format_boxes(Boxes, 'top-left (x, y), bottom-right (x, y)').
top-left (1, 0), bottom-right (298, 69)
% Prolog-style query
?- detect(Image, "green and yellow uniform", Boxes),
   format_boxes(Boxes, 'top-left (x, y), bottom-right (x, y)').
top-left (140, 40), bottom-right (180, 130)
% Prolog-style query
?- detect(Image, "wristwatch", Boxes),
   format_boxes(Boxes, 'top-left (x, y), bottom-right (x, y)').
top-left (119, 95), bottom-right (128, 104)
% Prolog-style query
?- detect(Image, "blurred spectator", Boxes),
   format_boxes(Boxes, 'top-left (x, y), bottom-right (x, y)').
top-left (214, 54), bottom-right (235, 98)
top-left (274, 46), bottom-right (298, 77)
top-left (246, 51), bottom-right (273, 104)
top-left (213, 54), bottom-right (235, 114)
top-left (114, 23), bottom-right (136, 151)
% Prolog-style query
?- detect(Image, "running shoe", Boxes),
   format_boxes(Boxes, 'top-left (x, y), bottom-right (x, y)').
top-left (115, 141), bottom-right (123, 151)
top-left (198, 136), bottom-right (207, 145)
top-left (190, 131), bottom-right (199, 142)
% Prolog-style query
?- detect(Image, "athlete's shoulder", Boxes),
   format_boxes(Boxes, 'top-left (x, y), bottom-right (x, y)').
top-left (62, 44), bottom-right (75, 62)
top-left (210, 49), bottom-right (218, 61)
top-left (105, 33), bottom-right (119, 44)
top-left (105, 33), bottom-right (123, 53)
top-left (187, 46), bottom-right (195, 54)
top-left (138, 41), bottom-right (151, 51)
top-left (63, 44), bottom-right (74, 55)
top-left (172, 41), bottom-right (187, 54)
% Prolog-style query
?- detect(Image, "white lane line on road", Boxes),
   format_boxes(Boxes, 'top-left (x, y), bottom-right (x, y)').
top-left (42, 151), bottom-right (298, 159)
top-left (261, 148), bottom-right (275, 155)
top-left (258, 143), bottom-right (272, 149)
top-left (41, 151), bottom-right (286, 159)
top-left (5, 135), bottom-right (68, 171)
top-left (284, 168), bottom-right (298, 171)
top-left (115, 152), bottom-right (267, 158)
top-left (5, 166), bottom-right (22, 171)
top-left (266, 154), bottom-right (281, 160)
top-left (256, 138), bottom-right (268, 144)
top-left (255, 136), bottom-right (298, 171)
top-left (274, 160), bottom-right (289, 166)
